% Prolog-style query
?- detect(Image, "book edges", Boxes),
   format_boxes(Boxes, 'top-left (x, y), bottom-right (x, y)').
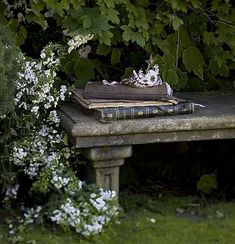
top-left (71, 89), bottom-right (180, 109)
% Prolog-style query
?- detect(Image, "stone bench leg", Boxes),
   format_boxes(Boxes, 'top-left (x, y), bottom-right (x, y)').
top-left (83, 145), bottom-right (132, 194)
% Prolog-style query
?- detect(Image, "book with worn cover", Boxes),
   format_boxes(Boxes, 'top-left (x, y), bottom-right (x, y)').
top-left (94, 103), bottom-right (195, 123)
top-left (72, 89), bottom-right (180, 109)
top-left (84, 81), bottom-right (172, 100)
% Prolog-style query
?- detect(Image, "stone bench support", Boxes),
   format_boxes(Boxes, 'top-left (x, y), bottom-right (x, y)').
top-left (83, 146), bottom-right (132, 193)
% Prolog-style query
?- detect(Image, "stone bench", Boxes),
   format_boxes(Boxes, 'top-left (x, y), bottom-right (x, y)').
top-left (58, 92), bottom-right (235, 194)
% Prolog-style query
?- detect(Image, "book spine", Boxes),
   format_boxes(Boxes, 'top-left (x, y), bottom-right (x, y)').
top-left (95, 103), bottom-right (194, 123)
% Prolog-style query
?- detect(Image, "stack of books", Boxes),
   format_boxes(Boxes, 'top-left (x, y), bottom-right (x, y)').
top-left (71, 82), bottom-right (195, 123)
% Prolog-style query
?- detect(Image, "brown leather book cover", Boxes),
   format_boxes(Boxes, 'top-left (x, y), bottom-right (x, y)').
top-left (84, 82), bottom-right (171, 100)
top-left (72, 89), bottom-right (176, 109)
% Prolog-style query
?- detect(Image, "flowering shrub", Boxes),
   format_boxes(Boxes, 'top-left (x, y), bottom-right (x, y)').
top-left (1, 41), bottom-right (119, 240)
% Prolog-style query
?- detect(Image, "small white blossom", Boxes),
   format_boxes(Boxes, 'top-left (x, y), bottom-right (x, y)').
top-left (67, 34), bottom-right (94, 54)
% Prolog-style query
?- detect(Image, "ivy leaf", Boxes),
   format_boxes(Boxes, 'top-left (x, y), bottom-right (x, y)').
top-left (111, 48), bottom-right (121, 65)
top-left (182, 46), bottom-right (205, 79)
top-left (162, 68), bottom-right (179, 85)
top-left (172, 16), bottom-right (184, 31)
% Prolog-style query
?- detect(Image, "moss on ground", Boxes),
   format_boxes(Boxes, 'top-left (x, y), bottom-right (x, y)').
top-left (1, 194), bottom-right (235, 243)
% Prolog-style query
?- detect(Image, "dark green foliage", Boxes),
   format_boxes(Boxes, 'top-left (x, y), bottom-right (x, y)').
top-left (1, 0), bottom-right (234, 90)
top-left (0, 26), bottom-right (20, 116)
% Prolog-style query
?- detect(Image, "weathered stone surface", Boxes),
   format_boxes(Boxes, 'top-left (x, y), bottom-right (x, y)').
top-left (58, 92), bottom-right (235, 148)
top-left (91, 165), bottom-right (121, 193)
top-left (83, 146), bottom-right (132, 193)
top-left (83, 145), bottom-right (132, 161)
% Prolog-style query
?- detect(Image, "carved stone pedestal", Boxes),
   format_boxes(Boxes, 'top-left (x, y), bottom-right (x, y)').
top-left (83, 146), bottom-right (132, 194)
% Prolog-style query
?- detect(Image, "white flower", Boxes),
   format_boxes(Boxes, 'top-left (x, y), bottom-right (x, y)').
top-left (60, 85), bottom-right (67, 101)
top-left (67, 34), bottom-right (94, 54)
top-left (31, 106), bottom-right (39, 115)
top-left (121, 64), bottom-right (163, 87)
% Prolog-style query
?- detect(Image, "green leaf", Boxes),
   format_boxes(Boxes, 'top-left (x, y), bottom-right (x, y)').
top-left (103, 9), bottom-right (120, 24)
top-left (96, 43), bottom-right (111, 56)
top-left (182, 46), bottom-right (205, 79)
top-left (111, 48), bottom-right (121, 65)
top-left (172, 16), bottom-right (184, 31)
top-left (73, 59), bottom-right (95, 87)
top-left (176, 69), bottom-right (188, 90)
top-left (169, 0), bottom-right (187, 12)
top-left (162, 68), bottom-right (179, 85)
top-left (98, 31), bottom-right (113, 46)
top-left (197, 173), bottom-right (217, 194)
top-left (16, 26), bottom-right (27, 46)
top-left (81, 15), bottom-right (92, 29)
top-left (121, 67), bottom-right (134, 80)
top-left (136, 0), bottom-right (149, 7)
top-left (209, 60), bottom-right (219, 75)
top-left (188, 0), bottom-right (202, 8)
top-left (179, 28), bottom-right (193, 48)
top-left (203, 32), bottom-right (215, 45)
top-left (0, 12), bottom-right (8, 26)
top-left (121, 25), bottom-right (132, 42)
top-left (131, 32), bottom-right (146, 47)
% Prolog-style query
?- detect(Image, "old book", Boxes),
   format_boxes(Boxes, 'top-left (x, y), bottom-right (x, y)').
top-left (84, 81), bottom-right (172, 100)
top-left (72, 89), bottom-right (179, 109)
top-left (93, 103), bottom-right (195, 123)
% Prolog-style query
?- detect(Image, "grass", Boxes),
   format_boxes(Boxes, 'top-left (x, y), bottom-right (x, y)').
top-left (1, 193), bottom-right (235, 243)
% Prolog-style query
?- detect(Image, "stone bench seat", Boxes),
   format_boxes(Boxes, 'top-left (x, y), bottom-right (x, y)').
top-left (58, 92), bottom-right (235, 193)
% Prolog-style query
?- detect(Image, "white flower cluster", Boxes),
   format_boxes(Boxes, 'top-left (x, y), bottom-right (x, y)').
top-left (3, 0), bottom-right (26, 22)
top-left (50, 190), bottom-right (118, 236)
top-left (23, 206), bottom-right (42, 225)
top-left (90, 190), bottom-right (116, 211)
top-left (67, 34), bottom-right (94, 54)
top-left (12, 123), bottom-right (61, 177)
top-left (51, 198), bottom-right (81, 227)
top-left (14, 46), bottom-right (67, 117)
top-left (51, 171), bottom-right (70, 189)
top-left (4, 184), bottom-right (20, 201)
top-left (122, 65), bottom-right (163, 87)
